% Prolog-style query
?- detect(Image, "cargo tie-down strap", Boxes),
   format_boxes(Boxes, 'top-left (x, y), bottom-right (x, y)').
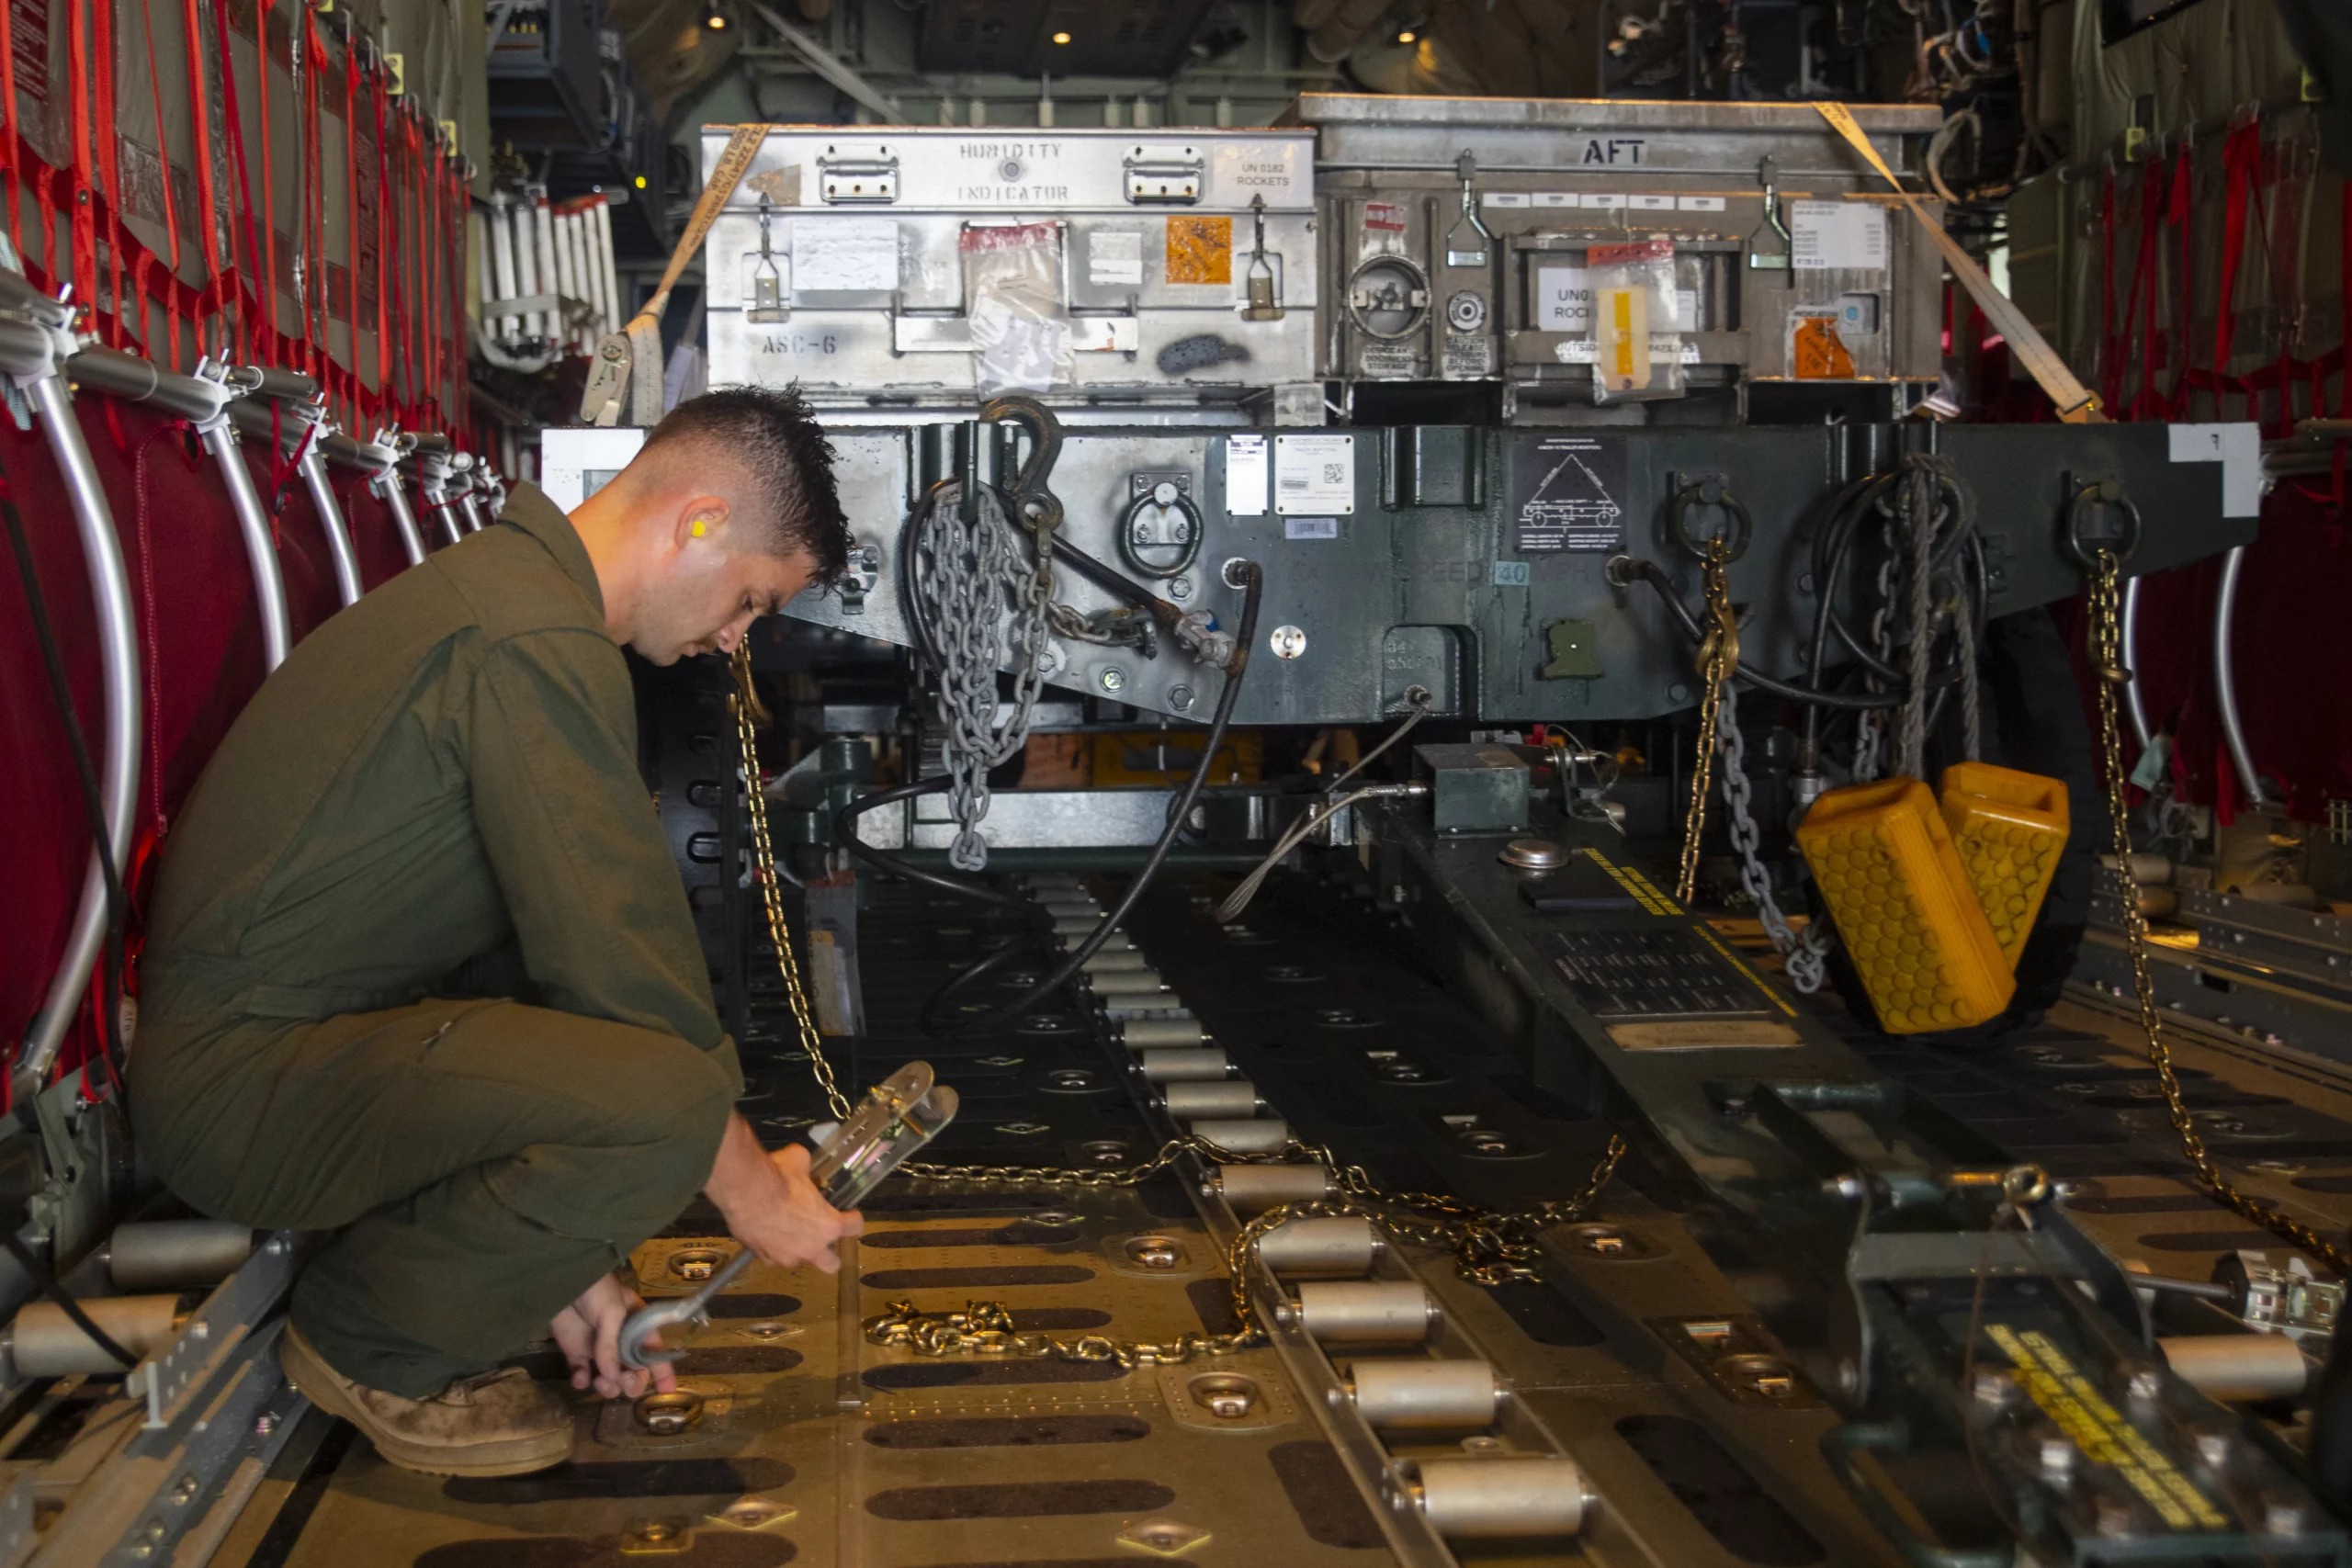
top-left (1812, 101), bottom-right (2107, 424)
top-left (583, 123), bottom-right (776, 427)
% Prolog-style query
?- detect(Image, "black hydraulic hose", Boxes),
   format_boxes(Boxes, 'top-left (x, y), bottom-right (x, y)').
top-left (1800, 507), bottom-right (1989, 750)
top-left (1623, 557), bottom-right (1940, 712)
top-left (831, 778), bottom-right (1049, 924)
top-left (916, 924), bottom-right (1061, 1036)
top-left (0, 1232), bottom-right (138, 1369)
top-left (896, 480), bottom-right (951, 670)
top-left (938, 560), bottom-right (1266, 1038)
top-left (1809, 460), bottom-right (1981, 684)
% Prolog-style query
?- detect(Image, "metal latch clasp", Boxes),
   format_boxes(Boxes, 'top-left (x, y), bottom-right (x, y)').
top-left (747, 197), bottom-right (787, 322)
top-left (819, 151), bottom-right (899, 204)
top-left (1747, 154), bottom-right (1793, 271)
top-left (1444, 151), bottom-right (1493, 268)
top-left (1242, 194), bottom-right (1283, 321)
top-left (1125, 153), bottom-right (1204, 205)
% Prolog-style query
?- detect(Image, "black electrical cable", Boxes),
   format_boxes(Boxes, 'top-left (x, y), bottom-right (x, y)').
top-left (1808, 457), bottom-right (1981, 683)
top-left (916, 925), bottom-right (1062, 1035)
top-left (831, 778), bottom-right (1050, 925)
top-left (896, 480), bottom-right (952, 670)
top-left (0, 455), bottom-right (130, 1093)
top-left (1799, 462), bottom-right (1989, 752)
top-left (1623, 558), bottom-right (1945, 711)
top-left (0, 1231), bottom-right (139, 1369)
top-left (935, 560), bottom-right (1265, 1038)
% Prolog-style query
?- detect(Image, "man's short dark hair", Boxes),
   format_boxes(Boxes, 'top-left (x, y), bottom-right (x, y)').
top-left (639, 385), bottom-right (850, 581)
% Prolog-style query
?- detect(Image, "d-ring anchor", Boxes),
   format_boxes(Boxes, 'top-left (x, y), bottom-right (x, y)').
top-left (1668, 479), bottom-right (1752, 563)
top-left (2061, 478), bottom-right (2142, 571)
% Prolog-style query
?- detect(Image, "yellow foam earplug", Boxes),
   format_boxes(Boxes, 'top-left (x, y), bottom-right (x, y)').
top-left (1939, 761), bottom-right (2070, 970)
top-left (1795, 777), bottom-right (2015, 1033)
top-left (691, 520), bottom-right (708, 537)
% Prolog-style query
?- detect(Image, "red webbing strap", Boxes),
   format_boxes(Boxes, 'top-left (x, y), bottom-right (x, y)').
top-left (128, 415), bottom-right (192, 833)
top-left (2126, 160), bottom-right (2167, 421)
top-left (416, 121), bottom-right (432, 418)
top-left (384, 102), bottom-right (403, 417)
top-left (139, 0), bottom-right (181, 366)
top-left (416, 124), bottom-right (434, 413)
top-left (448, 164), bottom-right (465, 420)
top-left (341, 40), bottom-right (359, 422)
top-left (436, 154), bottom-right (452, 416)
top-left (2166, 144), bottom-right (2194, 417)
top-left (212, 0), bottom-right (262, 362)
top-left (65, 0), bottom-right (96, 315)
top-left (2213, 118), bottom-right (2263, 415)
top-left (2098, 163), bottom-right (2120, 412)
top-left (394, 115), bottom-right (415, 420)
top-left (368, 60), bottom-right (390, 395)
top-left (266, 411), bottom-right (313, 514)
top-left (402, 115), bottom-right (421, 419)
top-left (435, 152), bottom-right (452, 415)
top-left (253, 0), bottom-right (277, 359)
top-left (0, 0), bottom-right (19, 256)
top-left (4, 136), bottom-right (225, 333)
top-left (301, 10), bottom-right (323, 376)
top-left (2241, 134), bottom-right (2302, 437)
top-left (92, 0), bottom-right (122, 344)
top-left (179, 0), bottom-right (220, 353)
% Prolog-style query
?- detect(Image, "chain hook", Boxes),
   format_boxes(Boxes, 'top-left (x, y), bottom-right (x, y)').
top-left (979, 393), bottom-right (1066, 539)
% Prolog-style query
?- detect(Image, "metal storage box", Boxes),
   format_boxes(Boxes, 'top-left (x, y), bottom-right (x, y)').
top-left (700, 126), bottom-right (1321, 422)
top-left (1281, 95), bottom-right (1947, 421)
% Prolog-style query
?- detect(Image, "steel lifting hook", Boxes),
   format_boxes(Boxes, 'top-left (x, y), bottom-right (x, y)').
top-left (979, 394), bottom-right (1067, 538)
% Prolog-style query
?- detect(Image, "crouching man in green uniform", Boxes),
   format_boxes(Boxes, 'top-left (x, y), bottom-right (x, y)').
top-left (131, 388), bottom-right (861, 1477)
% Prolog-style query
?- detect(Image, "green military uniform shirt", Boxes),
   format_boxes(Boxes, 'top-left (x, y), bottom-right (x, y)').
top-left (141, 480), bottom-right (739, 1095)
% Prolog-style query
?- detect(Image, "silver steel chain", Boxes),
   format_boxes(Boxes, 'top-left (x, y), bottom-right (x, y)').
top-left (911, 481), bottom-right (1058, 870)
top-left (1713, 692), bottom-right (1827, 993)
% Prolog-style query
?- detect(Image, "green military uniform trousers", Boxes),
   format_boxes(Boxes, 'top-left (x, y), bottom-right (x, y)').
top-left (133, 996), bottom-right (735, 1398)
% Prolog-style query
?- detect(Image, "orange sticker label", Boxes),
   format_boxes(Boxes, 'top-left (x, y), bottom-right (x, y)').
top-left (1792, 313), bottom-right (1856, 378)
top-left (1165, 215), bottom-right (1233, 286)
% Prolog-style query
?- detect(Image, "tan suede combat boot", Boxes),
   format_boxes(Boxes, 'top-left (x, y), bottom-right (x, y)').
top-left (279, 1324), bottom-right (574, 1476)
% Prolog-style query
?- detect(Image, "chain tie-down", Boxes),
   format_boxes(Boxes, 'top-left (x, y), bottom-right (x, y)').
top-left (2083, 547), bottom-right (2352, 1274)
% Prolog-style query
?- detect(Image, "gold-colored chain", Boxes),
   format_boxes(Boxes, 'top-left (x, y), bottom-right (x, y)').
top-left (866, 1152), bottom-right (1632, 1368)
top-left (726, 649), bottom-right (1629, 1365)
top-left (870, 1200), bottom-right (1305, 1368)
top-left (729, 646), bottom-right (854, 1123)
top-left (2085, 551), bottom-right (2352, 1274)
top-left (909, 1128), bottom-right (1625, 1291)
top-left (1677, 537), bottom-right (1739, 905)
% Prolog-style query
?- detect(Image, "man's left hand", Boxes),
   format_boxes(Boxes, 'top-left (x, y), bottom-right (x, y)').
top-left (553, 1273), bottom-right (678, 1400)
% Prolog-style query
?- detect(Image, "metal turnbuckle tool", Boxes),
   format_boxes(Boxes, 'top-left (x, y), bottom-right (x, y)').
top-left (618, 1062), bottom-right (957, 1370)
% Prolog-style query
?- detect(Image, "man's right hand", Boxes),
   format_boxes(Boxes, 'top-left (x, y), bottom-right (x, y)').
top-left (703, 1113), bottom-right (864, 1272)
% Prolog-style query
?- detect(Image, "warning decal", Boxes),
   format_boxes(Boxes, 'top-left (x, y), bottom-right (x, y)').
top-left (1165, 215), bottom-right (1233, 285)
top-left (1982, 1324), bottom-right (2228, 1532)
top-left (1790, 310), bottom-right (1857, 378)
top-left (1510, 434), bottom-right (1627, 553)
